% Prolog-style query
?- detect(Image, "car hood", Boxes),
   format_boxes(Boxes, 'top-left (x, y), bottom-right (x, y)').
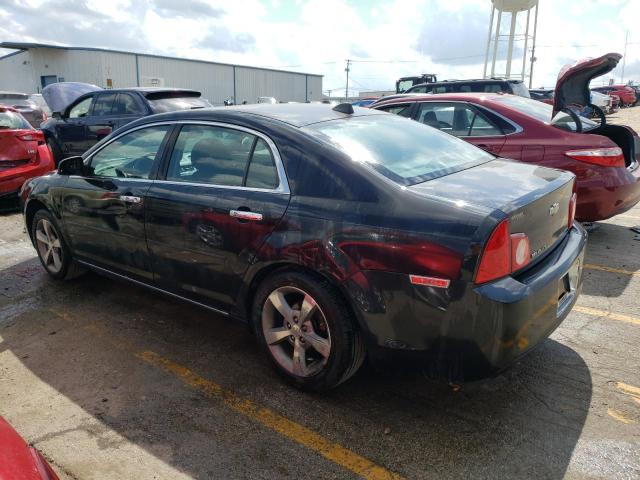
top-left (42, 82), bottom-right (102, 114)
top-left (553, 52), bottom-right (622, 116)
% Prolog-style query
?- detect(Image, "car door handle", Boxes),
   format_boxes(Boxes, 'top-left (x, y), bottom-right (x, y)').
top-left (229, 209), bottom-right (263, 221)
top-left (120, 195), bottom-right (142, 204)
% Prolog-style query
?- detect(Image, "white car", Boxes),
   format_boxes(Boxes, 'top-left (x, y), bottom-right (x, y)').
top-left (590, 90), bottom-right (613, 114)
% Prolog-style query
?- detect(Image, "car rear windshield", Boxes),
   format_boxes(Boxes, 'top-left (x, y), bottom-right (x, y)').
top-left (491, 94), bottom-right (598, 132)
top-left (306, 114), bottom-right (494, 186)
top-left (148, 97), bottom-right (212, 113)
top-left (0, 111), bottom-right (31, 130)
top-left (508, 82), bottom-right (531, 98)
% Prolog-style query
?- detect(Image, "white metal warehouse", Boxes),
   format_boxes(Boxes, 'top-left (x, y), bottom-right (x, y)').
top-left (0, 42), bottom-right (323, 105)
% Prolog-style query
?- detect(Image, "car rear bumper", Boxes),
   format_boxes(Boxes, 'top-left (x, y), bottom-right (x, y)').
top-left (575, 163), bottom-right (640, 221)
top-left (346, 224), bottom-right (587, 382)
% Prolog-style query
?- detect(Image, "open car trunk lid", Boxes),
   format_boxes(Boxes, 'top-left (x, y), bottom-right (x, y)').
top-left (410, 159), bottom-right (575, 264)
top-left (553, 53), bottom-right (622, 116)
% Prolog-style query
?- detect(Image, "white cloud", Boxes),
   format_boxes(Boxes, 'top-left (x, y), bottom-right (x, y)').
top-left (0, 0), bottom-right (637, 95)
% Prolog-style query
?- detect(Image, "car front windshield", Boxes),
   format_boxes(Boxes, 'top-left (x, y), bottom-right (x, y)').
top-left (306, 114), bottom-right (494, 186)
top-left (492, 94), bottom-right (598, 132)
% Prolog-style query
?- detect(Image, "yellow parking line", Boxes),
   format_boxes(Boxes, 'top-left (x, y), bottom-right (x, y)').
top-left (573, 305), bottom-right (640, 326)
top-left (137, 351), bottom-right (404, 480)
top-left (584, 264), bottom-right (639, 276)
top-left (607, 408), bottom-right (636, 424)
top-left (616, 382), bottom-right (640, 400)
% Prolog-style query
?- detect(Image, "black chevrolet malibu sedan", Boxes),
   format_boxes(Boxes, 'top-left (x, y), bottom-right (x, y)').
top-left (20, 104), bottom-right (586, 391)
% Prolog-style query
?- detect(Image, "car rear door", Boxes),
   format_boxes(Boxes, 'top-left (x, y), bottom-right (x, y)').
top-left (145, 122), bottom-right (290, 311)
top-left (413, 101), bottom-right (506, 155)
top-left (60, 124), bottom-right (172, 281)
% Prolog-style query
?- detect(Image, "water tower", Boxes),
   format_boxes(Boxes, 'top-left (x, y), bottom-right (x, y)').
top-left (482, 0), bottom-right (539, 87)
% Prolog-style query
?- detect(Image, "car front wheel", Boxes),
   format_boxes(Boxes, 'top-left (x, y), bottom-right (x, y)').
top-left (253, 271), bottom-right (365, 391)
top-left (32, 209), bottom-right (84, 280)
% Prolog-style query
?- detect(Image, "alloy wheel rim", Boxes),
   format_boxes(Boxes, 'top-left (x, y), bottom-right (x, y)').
top-left (261, 286), bottom-right (331, 377)
top-left (35, 219), bottom-right (63, 274)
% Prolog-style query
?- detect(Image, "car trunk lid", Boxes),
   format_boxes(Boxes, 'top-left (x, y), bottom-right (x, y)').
top-left (409, 159), bottom-right (574, 264)
top-left (0, 130), bottom-right (40, 169)
top-left (553, 52), bottom-right (622, 116)
top-left (42, 82), bottom-right (102, 114)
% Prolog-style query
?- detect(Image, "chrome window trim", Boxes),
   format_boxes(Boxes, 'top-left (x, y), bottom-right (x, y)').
top-left (83, 120), bottom-right (290, 195)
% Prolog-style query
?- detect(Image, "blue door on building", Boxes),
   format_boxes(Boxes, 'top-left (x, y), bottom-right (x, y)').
top-left (41, 75), bottom-right (58, 88)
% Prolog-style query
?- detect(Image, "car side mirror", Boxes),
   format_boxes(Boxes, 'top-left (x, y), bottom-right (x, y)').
top-left (58, 156), bottom-right (85, 176)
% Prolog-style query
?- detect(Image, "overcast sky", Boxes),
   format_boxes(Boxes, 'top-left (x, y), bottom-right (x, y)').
top-left (1, 0), bottom-right (639, 95)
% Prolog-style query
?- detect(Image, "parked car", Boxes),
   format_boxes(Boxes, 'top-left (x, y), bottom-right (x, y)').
top-left (258, 96), bottom-right (277, 104)
top-left (40, 82), bottom-right (212, 164)
top-left (29, 93), bottom-right (52, 116)
top-left (588, 90), bottom-right (613, 116)
top-left (529, 88), bottom-right (554, 104)
top-left (405, 78), bottom-right (531, 98)
top-left (371, 53), bottom-right (640, 222)
top-left (0, 106), bottom-right (54, 204)
top-left (351, 98), bottom-right (378, 107)
top-left (609, 94), bottom-right (621, 112)
top-left (0, 91), bottom-right (48, 128)
top-left (21, 103), bottom-right (585, 390)
top-left (0, 416), bottom-right (59, 479)
top-left (592, 85), bottom-right (637, 107)
top-left (627, 84), bottom-right (640, 105)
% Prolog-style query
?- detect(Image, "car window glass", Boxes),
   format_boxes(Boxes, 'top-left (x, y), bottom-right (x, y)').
top-left (416, 103), bottom-right (501, 136)
top-left (307, 115), bottom-right (493, 186)
top-left (0, 111), bottom-right (31, 129)
top-left (409, 86), bottom-right (427, 93)
top-left (397, 80), bottom-right (414, 93)
top-left (377, 103), bottom-right (413, 117)
top-left (458, 85), bottom-right (472, 92)
top-left (432, 86), bottom-right (448, 93)
top-left (166, 125), bottom-right (255, 186)
top-left (92, 93), bottom-right (116, 116)
top-left (246, 138), bottom-right (279, 189)
top-left (88, 126), bottom-right (170, 178)
top-left (68, 97), bottom-right (93, 118)
top-left (483, 84), bottom-right (503, 93)
top-left (509, 82), bottom-right (531, 98)
top-left (113, 93), bottom-right (145, 115)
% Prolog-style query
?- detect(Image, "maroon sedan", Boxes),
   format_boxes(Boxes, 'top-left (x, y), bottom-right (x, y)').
top-left (371, 53), bottom-right (640, 222)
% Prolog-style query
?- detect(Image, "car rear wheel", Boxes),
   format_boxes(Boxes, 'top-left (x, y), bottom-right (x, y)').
top-left (252, 271), bottom-right (365, 391)
top-left (32, 209), bottom-right (84, 280)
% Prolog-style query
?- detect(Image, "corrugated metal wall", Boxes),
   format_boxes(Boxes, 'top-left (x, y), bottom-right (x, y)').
top-left (137, 55), bottom-right (234, 105)
top-left (0, 47), bottom-right (323, 103)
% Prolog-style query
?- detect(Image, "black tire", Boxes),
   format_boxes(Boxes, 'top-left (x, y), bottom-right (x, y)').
top-left (252, 270), bottom-right (365, 391)
top-left (46, 138), bottom-right (63, 166)
top-left (31, 209), bottom-right (85, 280)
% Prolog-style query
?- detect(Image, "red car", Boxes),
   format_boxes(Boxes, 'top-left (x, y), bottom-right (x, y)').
top-left (592, 85), bottom-right (637, 107)
top-left (0, 416), bottom-right (59, 479)
top-left (0, 106), bottom-right (55, 203)
top-left (371, 53), bottom-right (640, 222)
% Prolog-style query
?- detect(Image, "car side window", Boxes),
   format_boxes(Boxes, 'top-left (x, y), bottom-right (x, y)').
top-left (113, 93), bottom-right (145, 115)
top-left (88, 126), bottom-right (170, 179)
top-left (377, 103), bottom-right (413, 117)
top-left (68, 97), bottom-right (93, 118)
top-left (166, 125), bottom-right (259, 187)
top-left (246, 138), bottom-right (279, 189)
top-left (92, 93), bottom-right (117, 116)
top-left (416, 103), bottom-right (502, 136)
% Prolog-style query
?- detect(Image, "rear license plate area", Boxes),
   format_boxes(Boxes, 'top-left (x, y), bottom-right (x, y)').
top-left (557, 259), bottom-right (581, 316)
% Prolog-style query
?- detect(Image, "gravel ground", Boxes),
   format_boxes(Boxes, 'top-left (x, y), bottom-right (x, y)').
top-left (0, 108), bottom-right (639, 479)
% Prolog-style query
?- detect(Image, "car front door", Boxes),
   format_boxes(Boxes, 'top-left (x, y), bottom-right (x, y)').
top-left (57, 96), bottom-right (95, 156)
top-left (145, 123), bottom-right (290, 311)
top-left (60, 124), bottom-right (172, 281)
top-left (413, 102), bottom-right (506, 155)
top-left (83, 92), bottom-right (117, 147)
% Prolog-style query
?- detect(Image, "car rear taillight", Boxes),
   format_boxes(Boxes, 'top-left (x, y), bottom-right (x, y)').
top-left (568, 192), bottom-right (577, 229)
top-left (16, 130), bottom-right (45, 145)
top-left (474, 219), bottom-right (532, 285)
top-left (565, 147), bottom-right (625, 167)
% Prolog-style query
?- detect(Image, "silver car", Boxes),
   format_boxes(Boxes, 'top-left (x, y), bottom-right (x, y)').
top-left (0, 91), bottom-right (48, 127)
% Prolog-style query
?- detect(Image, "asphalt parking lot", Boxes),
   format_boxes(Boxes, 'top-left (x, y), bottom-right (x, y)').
top-left (1, 110), bottom-right (640, 480)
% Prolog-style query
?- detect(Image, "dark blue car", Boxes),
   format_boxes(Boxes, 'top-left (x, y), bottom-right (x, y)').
top-left (40, 82), bottom-right (211, 164)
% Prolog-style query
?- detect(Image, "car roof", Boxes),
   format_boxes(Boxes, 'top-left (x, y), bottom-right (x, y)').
top-left (145, 103), bottom-right (385, 127)
top-left (373, 92), bottom-right (510, 106)
top-left (91, 87), bottom-right (200, 95)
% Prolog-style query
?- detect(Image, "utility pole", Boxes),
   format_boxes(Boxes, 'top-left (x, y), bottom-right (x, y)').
top-left (621, 30), bottom-right (629, 84)
top-left (528, 2), bottom-right (539, 89)
top-left (345, 59), bottom-right (351, 101)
